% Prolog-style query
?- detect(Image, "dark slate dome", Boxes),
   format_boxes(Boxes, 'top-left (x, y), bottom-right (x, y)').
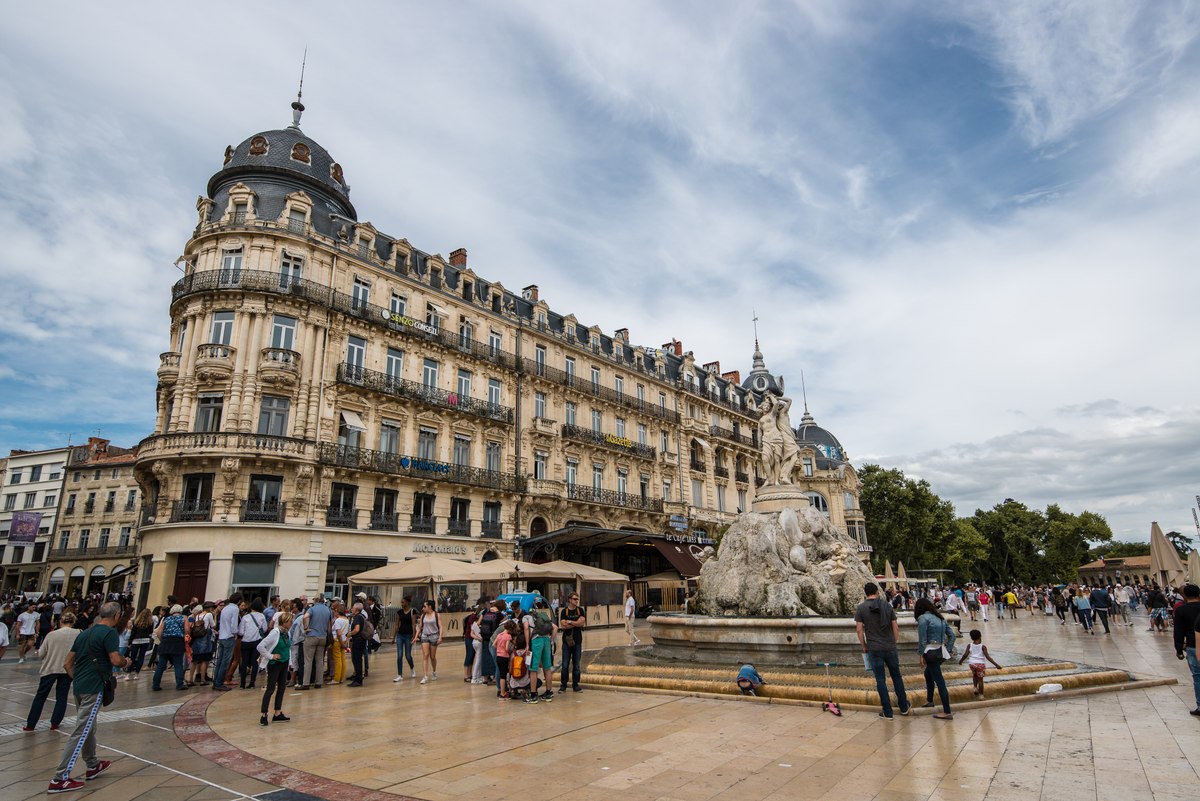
top-left (794, 409), bottom-right (847, 469)
top-left (207, 114), bottom-right (356, 223)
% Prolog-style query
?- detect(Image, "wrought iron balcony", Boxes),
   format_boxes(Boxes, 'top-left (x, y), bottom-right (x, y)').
top-left (689, 459), bottom-right (707, 473)
top-left (735, 471), bottom-right (749, 484)
top-left (326, 508), bottom-right (358, 529)
top-left (714, 466), bottom-right (729, 479)
top-left (519, 357), bottom-right (679, 425)
top-left (170, 499), bottom-right (212, 523)
top-left (137, 432), bottom-right (313, 460)
top-left (481, 523), bottom-right (502, 539)
top-left (682, 383), bottom-right (755, 420)
top-left (240, 499), bottom-right (286, 523)
top-left (369, 512), bottom-right (399, 531)
top-left (171, 269), bottom-right (519, 372)
top-left (103, 501), bottom-right (115, 513)
top-left (316, 443), bottom-right (527, 493)
top-left (411, 515), bottom-right (436, 534)
top-left (50, 543), bottom-right (137, 558)
top-left (337, 363), bottom-right (514, 424)
top-left (64, 505), bottom-right (76, 515)
top-left (709, 424), bottom-right (756, 448)
top-left (447, 519), bottom-right (471, 537)
top-left (565, 483), bottom-right (664, 513)
top-left (561, 424), bottom-right (656, 460)
top-left (84, 501), bottom-right (95, 513)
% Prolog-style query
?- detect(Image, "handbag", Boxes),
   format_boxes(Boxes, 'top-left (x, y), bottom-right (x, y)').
top-left (86, 628), bottom-right (117, 707)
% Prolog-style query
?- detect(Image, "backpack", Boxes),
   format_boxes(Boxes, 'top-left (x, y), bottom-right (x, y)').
top-left (510, 651), bottom-right (527, 679)
top-left (189, 616), bottom-right (207, 640)
top-left (479, 610), bottom-right (499, 641)
top-left (533, 610), bottom-right (553, 637)
top-left (358, 613), bottom-right (375, 640)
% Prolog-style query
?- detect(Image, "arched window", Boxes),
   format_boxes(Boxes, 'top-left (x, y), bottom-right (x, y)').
top-left (803, 491), bottom-right (829, 515)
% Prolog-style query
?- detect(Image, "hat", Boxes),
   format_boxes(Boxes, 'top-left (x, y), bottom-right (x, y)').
top-left (355, 592), bottom-right (368, 599)
top-left (191, 605), bottom-right (204, 614)
top-left (203, 601), bottom-right (215, 609)
top-left (170, 604), bottom-right (184, 615)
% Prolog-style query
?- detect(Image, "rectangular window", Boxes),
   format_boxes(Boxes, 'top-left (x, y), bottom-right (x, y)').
top-left (717, 485), bottom-right (726, 512)
top-left (257, 395), bottom-right (290, 437)
top-left (565, 401), bottom-right (576, 427)
top-left (592, 464), bottom-right (604, 491)
top-left (591, 409), bottom-right (602, 434)
top-left (30, 466), bottom-right (42, 481)
top-left (535, 345), bottom-right (547, 375)
top-left (58, 530), bottom-right (70, 551)
top-left (485, 441), bottom-right (501, 473)
top-left (615, 417), bottom-right (626, 438)
top-left (126, 490), bottom-right (137, 510)
top-left (637, 424), bottom-right (647, 446)
top-left (663, 479), bottom-right (672, 501)
top-left (210, 311), bottom-right (234, 345)
top-left (565, 460), bottom-right (578, 487)
top-left (386, 347), bottom-right (404, 380)
top-left (412, 492), bottom-right (435, 519)
top-left (221, 247), bottom-right (243, 276)
top-left (488, 378), bottom-right (502, 408)
top-left (372, 489), bottom-right (398, 523)
top-left (8, 473), bottom-right (19, 485)
top-left (453, 435), bottom-right (471, 466)
top-left (177, 320), bottom-right (187, 353)
top-left (535, 391), bottom-right (547, 419)
top-left (280, 252), bottom-right (303, 287)
top-left (802, 457), bottom-right (813, 477)
top-left (614, 376), bottom-right (624, 395)
top-left (483, 501), bottom-right (501, 533)
top-left (617, 469), bottom-right (628, 497)
top-left (271, 315), bottom-right (296, 350)
top-left (79, 529), bottom-right (90, 550)
top-left (44, 493), bottom-right (56, 508)
top-left (450, 497), bottom-right (470, 524)
top-left (417, 428), bottom-right (437, 460)
top-left (99, 528), bottom-right (111, 549)
top-left (489, 331), bottom-right (502, 356)
top-left (346, 335), bottom-right (366, 369)
top-left (379, 420), bottom-right (401, 454)
top-left (119, 526), bottom-right (131, 547)
top-left (458, 320), bottom-right (473, 349)
top-left (195, 393), bottom-right (224, 432)
top-left (426, 303), bottom-right (442, 330)
top-left (66, 493), bottom-right (76, 512)
top-left (337, 414), bottom-right (361, 449)
top-left (351, 277), bottom-right (370, 309)
top-left (533, 451), bottom-right (548, 480)
top-left (565, 356), bottom-right (576, 382)
top-left (422, 358), bottom-right (439, 388)
top-left (661, 431), bottom-right (669, 453)
top-left (106, 491), bottom-right (116, 511)
top-left (457, 369), bottom-right (472, 398)
top-left (659, 392), bottom-right (667, 409)
top-left (390, 293), bottom-right (407, 317)
top-left (640, 473), bottom-right (650, 500)
top-left (329, 483), bottom-right (356, 511)
top-left (22, 492), bottom-right (35, 509)
top-left (590, 366), bottom-right (601, 390)
top-left (637, 384), bottom-right (645, 403)
top-left (738, 489), bottom-right (747, 512)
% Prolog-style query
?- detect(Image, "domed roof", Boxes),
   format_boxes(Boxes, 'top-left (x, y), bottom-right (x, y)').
top-left (794, 409), bottom-right (847, 469)
top-left (207, 114), bottom-right (355, 217)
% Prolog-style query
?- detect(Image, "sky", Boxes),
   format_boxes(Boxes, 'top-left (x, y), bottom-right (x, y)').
top-left (1, 2), bottom-right (1198, 543)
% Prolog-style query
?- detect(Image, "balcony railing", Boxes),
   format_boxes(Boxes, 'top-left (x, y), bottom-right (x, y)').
top-left (709, 424), bottom-right (756, 448)
top-left (713, 466), bottom-right (729, 479)
top-left (327, 508), bottom-right (358, 529)
top-left (560, 424), bottom-right (656, 460)
top-left (197, 342), bottom-right (235, 360)
top-left (137, 432), bottom-right (313, 460)
top-left (520, 357), bottom-right (679, 424)
top-left (411, 515), bottom-right (436, 534)
top-left (447, 519), bottom-right (471, 537)
top-left (683, 384), bottom-right (756, 420)
top-left (566, 483), bottom-right (664, 513)
top-left (689, 459), bottom-right (707, 473)
top-left (64, 505), bottom-right (76, 515)
top-left (317, 443), bottom-right (527, 493)
top-left (84, 501), bottom-right (95, 513)
top-left (370, 512), bottom-right (399, 531)
top-left (240, 499), bottom-right (286, 523)
top-left (50, 543), bottom-right (137, 558)
top-left (481, 523), bottom-right (502, 539)
top-left (171, 269), bottom-right (520, 372)
top-left (170, 499), bottom-right (212, 523)
top-left (337, 362), bottom-right (514, 424)
top-left (735, 471), bottom-right (750, 484)
top-left (104, 501), bottom-right (115, 513)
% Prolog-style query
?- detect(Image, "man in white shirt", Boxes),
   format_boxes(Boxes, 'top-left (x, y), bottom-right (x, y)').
top-left (1114, 584), bottom-right (1133, 626)
top-left (16, 603), bottom-right (40, 662)
top-left (623, 589), bottom-right (640, 646)
top-left (212, 593), bottom-right (243, 691)
top-left (942, 590), bottom-right (964, 633)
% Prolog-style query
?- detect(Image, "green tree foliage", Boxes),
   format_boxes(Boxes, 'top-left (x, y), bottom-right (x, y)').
top-left (1167, 530), bottom-right (1194, 558)
top-left (1088, 540), bottom-right (1151, 561)
top-left (859, 465), bottom-right (1114, 584)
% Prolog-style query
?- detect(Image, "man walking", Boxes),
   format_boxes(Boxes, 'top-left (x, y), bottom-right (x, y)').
top-left (1089, 585), bottom-right (1112, 634)
top-left (558, 591), bottom-right (586, 693)
top-left (16, 602), bottom-right (39, 662)
top-left (855, 582), bottom-right (911, 720)
top-left (24, 611), bottom-right (78, 732)
top-left (211, 593), bottom-right (242, 691)
top-left (623, 589), bottom-right (641, 646)
top-left (300, 595), bottom-right (331, 689)
top-left (47, 601), bottom-right (129, 794)
top-left (1174, 584), bottom-right (1200, 716)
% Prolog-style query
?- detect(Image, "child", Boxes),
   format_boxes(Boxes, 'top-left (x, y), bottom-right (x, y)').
top-left (494, 620), bottom-right (516, 699)
top-left (958, 630), bottom-right (1002, 698)
top-left (736, 662), bottom-right (766, 696)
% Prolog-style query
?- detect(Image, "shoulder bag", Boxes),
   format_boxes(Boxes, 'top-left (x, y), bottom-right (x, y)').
top-left (86, 628), bottom-right (117, 707)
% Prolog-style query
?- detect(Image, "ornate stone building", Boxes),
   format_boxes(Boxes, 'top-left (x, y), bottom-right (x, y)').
top-left (134, 101), bottom-right (869, 604)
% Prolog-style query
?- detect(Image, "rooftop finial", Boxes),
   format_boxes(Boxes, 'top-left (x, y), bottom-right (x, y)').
top-left (800, 369), bottom-right (809, 414)
top-left (752, 308), bottom-right (760, 353)
top-left (290, 47), bottom-right (307, 129)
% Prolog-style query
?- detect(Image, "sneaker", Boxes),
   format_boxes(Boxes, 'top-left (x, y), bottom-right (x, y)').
top-left (878, 712), bottom-right (894, 719)
top-left (260, 715), bottom-right (269, 727)
top-left (471, 678), bottom-right (485, 684)
top-left (18, 658), bottom-right (25, 664)
top-left (21, 725), bottom-right (34, 732)
top-left (899, 703), bottom-right (911, 716)
top-left (85, 760), bottom-right (112, 780)
top-left (572, 686), bottom-right (583, 692)
top-left (559, 686), bottom-right (567, 693)
top-left (431, 672), bottom-right (438, 681)
top-left (50, 724), bottom-right (59, 731)
top-left (394, 676), bottom-right (403, 683)
top-left (540, 691), bottom-right (554, 701)
top-left (1190, 709), bottom-right (1200, 717)
top-left (47, 778), bottom-right (86, 794)
top-left (523, 695), bottom-right (538, 704)
top-left (420, 676), bottom-right (428, 685)
top-left (272, 713), bottom-right (290, 722)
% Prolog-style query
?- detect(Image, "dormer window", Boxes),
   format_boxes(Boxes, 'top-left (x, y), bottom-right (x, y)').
top-left (566, 324), bottom-right (575, 340)
top-left (357, 236), bottom-right (372, 260)
top-left (232, 202), bottom-right (248, 224)
top-left (591, 334), bottom-right (600, 353)
top-left (537, 311), bottom-right (547, 329)
top-left (288, 207), bottom-right (307, 234)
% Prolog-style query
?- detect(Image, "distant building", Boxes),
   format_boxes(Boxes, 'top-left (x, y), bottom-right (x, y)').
top-left (45, 438), bottom-right (141, 598)
top-left (1077, 555), bottom-right (1152, 586)
top-left (1, 447), bottom-right (69, 592)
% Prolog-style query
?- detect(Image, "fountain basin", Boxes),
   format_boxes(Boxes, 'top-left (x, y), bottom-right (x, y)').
top-left (647, 612), bottom-right (936, 667)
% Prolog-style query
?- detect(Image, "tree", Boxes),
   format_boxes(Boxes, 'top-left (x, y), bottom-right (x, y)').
top-left (1044, 506), bottom-right (1112, 581)
top-left (972, 499), bottom-right (1047, 584)
top-left (1167, 530), bottom-right (1194, 559)
top-left (1087, 541), bottom-right (1150, 562)
top-left (858, 464), bottom-right (957, 575)
top-left (944, 518), bottom-right (990, 581)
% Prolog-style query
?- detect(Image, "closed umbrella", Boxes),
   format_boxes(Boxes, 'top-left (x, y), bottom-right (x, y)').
top-left (882, 561), bottom-right (896, 588)
top-left (1188, 550), bottom-right (1200, 584)
top-left (897, 561), bottom-right (909, 589)
top-left (1149, 522), bottom-right (1186, 588)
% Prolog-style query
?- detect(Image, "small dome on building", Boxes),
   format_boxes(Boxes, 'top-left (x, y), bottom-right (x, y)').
top-left (210, 126), bottom-right (353, 212)
top-left (794, 408), bottom-right (847, 469)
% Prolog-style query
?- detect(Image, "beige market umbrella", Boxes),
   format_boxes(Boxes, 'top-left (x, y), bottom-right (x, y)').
top-left (347, 555), bottom-right (490, 585)
top-left (1149, 522), bottom-right (1186, 588)
top-left (467, 558), bottom-right (574, 581)
top-left (897, 561), bottom-right (909, 589)
top-left (537, 560), bottom-right (629, 582)
top-left (882, 561), bottom-right (896, 588)
top-left (1188, 550), bottom-right (1200, 584)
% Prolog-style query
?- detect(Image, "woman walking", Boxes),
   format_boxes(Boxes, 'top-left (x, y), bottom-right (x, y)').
top-left (418, 599), bottom-right (442, 684)
top-left (152, 604), bottom-right (188, 691)
top-left (127, 609), bottom-right (154, 678)
top-left (257, 611), bottom-right (292, 726)
top-left (1074, 589), bottom-right (1094, 634)
top-left (915, 598), bottom-right (956, 720)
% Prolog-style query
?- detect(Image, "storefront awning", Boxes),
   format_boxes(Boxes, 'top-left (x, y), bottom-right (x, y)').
top-left (103, 564), bottom-right (138, 584)
top-left (651, 540), bottom-right (704, 578)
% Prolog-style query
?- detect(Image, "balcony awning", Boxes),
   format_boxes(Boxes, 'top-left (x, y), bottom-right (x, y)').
top-left (340, 409), bottom-right (367, 431)
top-left (651, 540), bottom-right (704, 578)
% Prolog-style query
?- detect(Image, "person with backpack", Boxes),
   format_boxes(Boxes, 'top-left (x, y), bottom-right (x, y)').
top-left (476, 600), bottom-right (500, 685)
top-left (152, 605), bottom-right (188, 692)
top-left (237, 599), bottom-right (269, 689)
top-left (558, 592), bottom-right (587, 694)
top-left (417, 599), bottom-right (442, 684)
top-left (186, 603), bottom-right (215, 687)
top-left (526, 599), bottom-right (557, 703)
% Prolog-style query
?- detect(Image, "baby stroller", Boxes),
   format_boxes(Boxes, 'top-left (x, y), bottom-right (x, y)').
top-left (508, 651), bottom-right (533, 702)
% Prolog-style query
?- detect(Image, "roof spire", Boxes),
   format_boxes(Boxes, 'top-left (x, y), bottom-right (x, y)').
top-left (752, 308), bottom-right (760, 353)
top-left (290, 47), bottom-right (307, 130)
top-left (799, 369), bottom-right (815, 424)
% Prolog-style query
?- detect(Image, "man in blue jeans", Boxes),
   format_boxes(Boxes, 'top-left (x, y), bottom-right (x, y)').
top-left (1173, 583), bottom-right (1200, 715)
top-left (855, 582), bottom-right (911, 719)
top-left (557, 592), bottom-right (586, 693)
top-left (211, 592), bottom-right (242, 691)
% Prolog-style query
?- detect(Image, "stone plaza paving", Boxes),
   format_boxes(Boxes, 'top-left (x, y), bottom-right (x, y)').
top-left (2, 610), bottom-right (1199, 801)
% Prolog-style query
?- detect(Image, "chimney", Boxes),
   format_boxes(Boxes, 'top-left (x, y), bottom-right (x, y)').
top-left (703, 361), bottom-right (720, 374)
top-left (722, 370), bottom-right (742, 384)
top-left (449, 248), bottom-right (468, 267)
top-left (522, 285), bottom-right (539, 302)
top-left (615, 328), bottom-right (629, 343)
top-left (88, 437), bottom-right (109, 456)
top-left (662, 339), bottom-right (683, 357)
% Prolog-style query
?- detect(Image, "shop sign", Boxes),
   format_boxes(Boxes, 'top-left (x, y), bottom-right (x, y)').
top-left (383, 310), bottom-right (439, 336)
top-left (414, 543), bottom-right (468, 555)
top-left (604, 433), bottom-right (634, 449)
top-left (664, 532), bottom-right (714, 546)
top-left (400, 456), bottom-right (451, 474)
